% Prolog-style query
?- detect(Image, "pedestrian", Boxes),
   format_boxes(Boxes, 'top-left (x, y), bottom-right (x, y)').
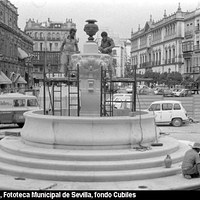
top-left (60, 28), bottom-right (79, 76)
top-left (98, 31), bottom-right (115, 55)
top-left (181, 142), bottom-right (200, 179)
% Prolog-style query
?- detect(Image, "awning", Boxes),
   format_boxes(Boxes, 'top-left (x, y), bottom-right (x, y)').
top-left (33, 73), bottom-right (43, 79)
top-left (18, 47), bottom-right (29, 59)
top-left (0, 71), bottom-right (12, 85)
top-left (14, 74), bottom-right (27, 84)
top-left (16, 76), bottom-right (27, 84)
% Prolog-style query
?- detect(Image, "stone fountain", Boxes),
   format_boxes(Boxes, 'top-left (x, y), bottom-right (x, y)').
top-left (0, 20), bottom-right (198, 190)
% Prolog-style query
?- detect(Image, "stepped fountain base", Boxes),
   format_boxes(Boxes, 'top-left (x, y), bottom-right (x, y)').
top-left (0, 135), bottom-right (200, 190)
top-left (0, 110), bottom-right (200, 190)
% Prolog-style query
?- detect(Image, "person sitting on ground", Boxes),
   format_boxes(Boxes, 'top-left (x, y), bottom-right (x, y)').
top-left (181, 142), bottom-right (200, 179)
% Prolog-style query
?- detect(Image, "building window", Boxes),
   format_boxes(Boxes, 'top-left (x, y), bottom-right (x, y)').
top-left (112, 49), bottom-right (117, 55)
top-left (49, 43), bottom-right (52, 51)
top-left (159, 51), bottom-right (161, 62)
top-left (165, 50), bottom-right (168, 60)
top-left (173, 48), bottom-right (175, 58)
top-left (40, 43), bottom-right (43, 51)
top-left (35, 32), bottom-right (38, 39)
top-left (40, 32), bottom-right (43, 39)
top-left (113, 58), bottom-right (117, 66)
top-left (186, 59), bottom-right (191, 73)
top-left (47, 32), bottom-right (51, 39)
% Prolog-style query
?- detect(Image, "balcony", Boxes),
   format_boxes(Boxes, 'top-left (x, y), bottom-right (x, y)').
top-left (32, 51), bottom-right (60, 66)
top-left (185, 30), bottom-right (193, 39)
top-left (194, 45), bottom-right (200, 52)
top-left (34, 37), bottom-right (61, 41)
top-left (182, 43), bottom-right (194, 53)
top-left (139, 62), bottom-right (152, 68)
top-left (195, 26), bottom-right (200, 34)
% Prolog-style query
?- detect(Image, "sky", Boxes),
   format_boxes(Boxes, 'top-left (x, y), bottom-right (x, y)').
top-left (9, 0), bottom-right (200, 49)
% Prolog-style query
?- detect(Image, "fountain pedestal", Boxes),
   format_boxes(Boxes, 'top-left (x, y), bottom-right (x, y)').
top-left (71, 41), bottom-right (112, 116)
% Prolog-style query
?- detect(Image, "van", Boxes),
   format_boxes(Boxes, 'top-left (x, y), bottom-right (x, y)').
top-left (0, 93), bottom-right (40, 127)
top-left (147, 100), bottom-right (189, 127)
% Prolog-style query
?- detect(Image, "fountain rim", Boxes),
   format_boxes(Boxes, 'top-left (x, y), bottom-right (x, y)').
top-left (24, 110), bottom-right (153, 122)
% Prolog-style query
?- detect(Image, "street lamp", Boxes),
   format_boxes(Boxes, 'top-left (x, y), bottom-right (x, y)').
top-left (43, 33), bottom-right (47, 115)
top-left (130, 59), bottom-right (137, 112)
top-left (132, 64), bottom-right (137, 112)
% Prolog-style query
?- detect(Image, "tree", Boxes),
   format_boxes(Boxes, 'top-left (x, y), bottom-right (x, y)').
top-left (159, 72), bottom-right (168, 85)
top-left (181, 75), bottom-right (194, 88)
top-left (166, 72), bottom-right (182, 87)
top-left (143, 70), bottom-right (160, 84)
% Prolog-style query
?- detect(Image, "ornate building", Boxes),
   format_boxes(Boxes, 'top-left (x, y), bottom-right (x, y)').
top-left (182, 7), bottom-right (200, 81)
top-left (130, 4), bottom-right (185, 76)
top-left (24, 18), bottom-right (76, 82)
top-left (0, 0), bottom-right (33, 90)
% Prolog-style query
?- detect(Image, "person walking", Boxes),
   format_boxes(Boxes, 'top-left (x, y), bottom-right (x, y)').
top-left (181, 142), bottom-right (200, 179)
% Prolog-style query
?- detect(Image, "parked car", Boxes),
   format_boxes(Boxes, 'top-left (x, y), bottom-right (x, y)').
top-left (147, 100), bottom-right (189, 127)
top-left (138, 85), bottom-right (152, 95)
top-left (163, 89), bottom-right (174, 97)
top-left (174, 89), bottom-right (192, 97)
top-left (173, 89), bottom-right (183, 97)
top-left (126, 85), bottom-right (133, 93)
top-left (154, 88), bottom-right (164, 95)
top-left (106, 93), bottom-right (132, 109)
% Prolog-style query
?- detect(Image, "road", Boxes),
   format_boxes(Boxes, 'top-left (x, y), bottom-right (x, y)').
top-left (0, 122), bottom-right (200, 143)
top-left (157, 122), bottom-right (200, 143)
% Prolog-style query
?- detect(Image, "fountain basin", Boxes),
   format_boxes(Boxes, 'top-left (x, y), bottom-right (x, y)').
top-left (21, 110), bottom-right (157, 149)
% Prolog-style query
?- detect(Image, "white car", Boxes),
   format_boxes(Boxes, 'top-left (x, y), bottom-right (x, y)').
top-left (173, 89), bottom-right (183, 97)
top-left (106, 93), bottom-right (132, 109)
top-left (125, 86), bottom-right (133, 93)
top-left (147, 100), bottom-right (189, 127)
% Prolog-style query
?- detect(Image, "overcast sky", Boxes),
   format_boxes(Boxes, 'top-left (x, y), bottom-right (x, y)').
top-left (10, 0), bottom-right (200, 48)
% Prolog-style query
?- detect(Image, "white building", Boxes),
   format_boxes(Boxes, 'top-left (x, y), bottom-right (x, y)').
top-left (130, 4), bottom-right (185, 75)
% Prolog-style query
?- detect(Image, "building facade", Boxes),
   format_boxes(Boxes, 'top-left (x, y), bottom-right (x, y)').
top-left (0, 0), bottom-right (33, 90)
top-left (24, 18), bottom-right (76, 82)
top-left (130, 4), bottom-right (185, 76)
top-left (182, 8), bottom-right (200, 81)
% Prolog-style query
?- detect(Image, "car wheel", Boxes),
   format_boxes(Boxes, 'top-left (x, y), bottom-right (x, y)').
top-left (172, 118), bottom-right (182, 127)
